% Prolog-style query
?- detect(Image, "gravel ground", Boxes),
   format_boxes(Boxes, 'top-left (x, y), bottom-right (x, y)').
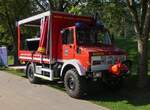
top-left (0, 71), bottom-right (108, 110)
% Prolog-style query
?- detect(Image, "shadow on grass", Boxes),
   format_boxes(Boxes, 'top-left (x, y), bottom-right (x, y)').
top-left (84, 76), bottom-right (150, 107)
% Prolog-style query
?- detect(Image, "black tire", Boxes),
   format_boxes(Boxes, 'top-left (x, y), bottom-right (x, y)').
top-left (27, 63), bottom-right (39, 84)
top-left (64, 68), bottom-right (86, 98)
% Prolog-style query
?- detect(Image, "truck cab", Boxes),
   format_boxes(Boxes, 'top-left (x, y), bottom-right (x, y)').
top-left (58, 22), bottom-right (128, 74)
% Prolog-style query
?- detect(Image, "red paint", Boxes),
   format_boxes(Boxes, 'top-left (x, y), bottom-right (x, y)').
top-left (18, 11), bottom-right (127, 71)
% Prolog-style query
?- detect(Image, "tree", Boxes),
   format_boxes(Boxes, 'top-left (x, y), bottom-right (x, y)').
top-left (0, 0), bottom-right (33, 65)
top-left (34, 0), bottom-right (81, 12)
top-left (76, 0), bottom-right (134, 38)
top-left (34, 0), bottom-right (134, 38)
top-left (126, 0), bottom-right (150, 87)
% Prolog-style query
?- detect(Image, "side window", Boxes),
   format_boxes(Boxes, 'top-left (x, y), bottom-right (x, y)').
top-left (62, 29), bottom-right (68, 44)
top-left (68, 30), bottom-right (74, 44)
top-left (62, 29), bottom-right (74, 44)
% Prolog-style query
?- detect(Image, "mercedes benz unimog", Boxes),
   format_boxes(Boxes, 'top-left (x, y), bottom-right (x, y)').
top-left (18, 11), bottom-right (131, 98)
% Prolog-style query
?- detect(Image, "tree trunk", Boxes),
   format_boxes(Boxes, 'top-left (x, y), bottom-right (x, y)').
top-left (137, 36), bottom-right (149, 88)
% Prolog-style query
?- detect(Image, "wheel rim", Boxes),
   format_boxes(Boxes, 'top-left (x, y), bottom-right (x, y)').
top-left (67, 76), bottom-right (76, 90)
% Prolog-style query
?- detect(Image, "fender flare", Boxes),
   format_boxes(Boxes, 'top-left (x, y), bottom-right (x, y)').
top-left (60, 60), bottom-right (86, 77)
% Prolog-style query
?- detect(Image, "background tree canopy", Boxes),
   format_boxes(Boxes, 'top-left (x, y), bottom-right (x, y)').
top-left (0, 0), bottom-right (135, 46)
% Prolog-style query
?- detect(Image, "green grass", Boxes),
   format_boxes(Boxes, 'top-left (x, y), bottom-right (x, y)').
top-left (8, 56), bottom-right (14, 65)
top-left (2, 38), bottom-right (150, 110)
top-left (1, 68), bottom-right (25, 77)
top-left (86, 77), bottom-right (150, 110)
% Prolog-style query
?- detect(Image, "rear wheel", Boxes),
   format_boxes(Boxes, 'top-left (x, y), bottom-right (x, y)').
top-left (64, 68), bottom-right (86, 98)
top-left (27, 63), bottom-right (39, 83)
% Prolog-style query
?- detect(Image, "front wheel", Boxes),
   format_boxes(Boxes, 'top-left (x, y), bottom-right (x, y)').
top-left (64, 68), bottom-right (86, 98)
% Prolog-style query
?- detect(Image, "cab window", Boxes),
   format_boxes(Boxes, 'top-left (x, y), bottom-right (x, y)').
top-left (62, 29), bottom-right (74, 44)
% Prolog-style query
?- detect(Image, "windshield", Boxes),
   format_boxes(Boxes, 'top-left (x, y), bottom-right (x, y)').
top-left (76, 28), bottom-right (112, 45)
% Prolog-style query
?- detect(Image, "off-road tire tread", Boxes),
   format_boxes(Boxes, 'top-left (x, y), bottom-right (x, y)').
top-left (64, 68), bottom-right (86, 98)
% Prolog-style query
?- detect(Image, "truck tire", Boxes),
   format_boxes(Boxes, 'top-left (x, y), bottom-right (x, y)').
top-left (64, 68), bottom-right (86, 98)
top-left (27, 63), bottom-right (39, 84)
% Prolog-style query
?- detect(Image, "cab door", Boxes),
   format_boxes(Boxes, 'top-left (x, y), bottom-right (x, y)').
top-left (61, 28), bottom-right (75, 59)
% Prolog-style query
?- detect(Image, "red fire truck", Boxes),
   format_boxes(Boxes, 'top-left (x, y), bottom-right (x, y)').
top-left (18, 11), bottom-right (131, 98)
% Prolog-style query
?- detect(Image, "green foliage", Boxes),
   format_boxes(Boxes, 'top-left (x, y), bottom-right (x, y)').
top-left (62, 0), bottom-right (135, 38)
top-left (0, 0), bottom-right (135, 49)
top-left (0, 0), bottom-right (38, 56)
top-left (68, 6), bottom-right (82, 15)
top-left (8, 56), bottom-right (14, 65)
